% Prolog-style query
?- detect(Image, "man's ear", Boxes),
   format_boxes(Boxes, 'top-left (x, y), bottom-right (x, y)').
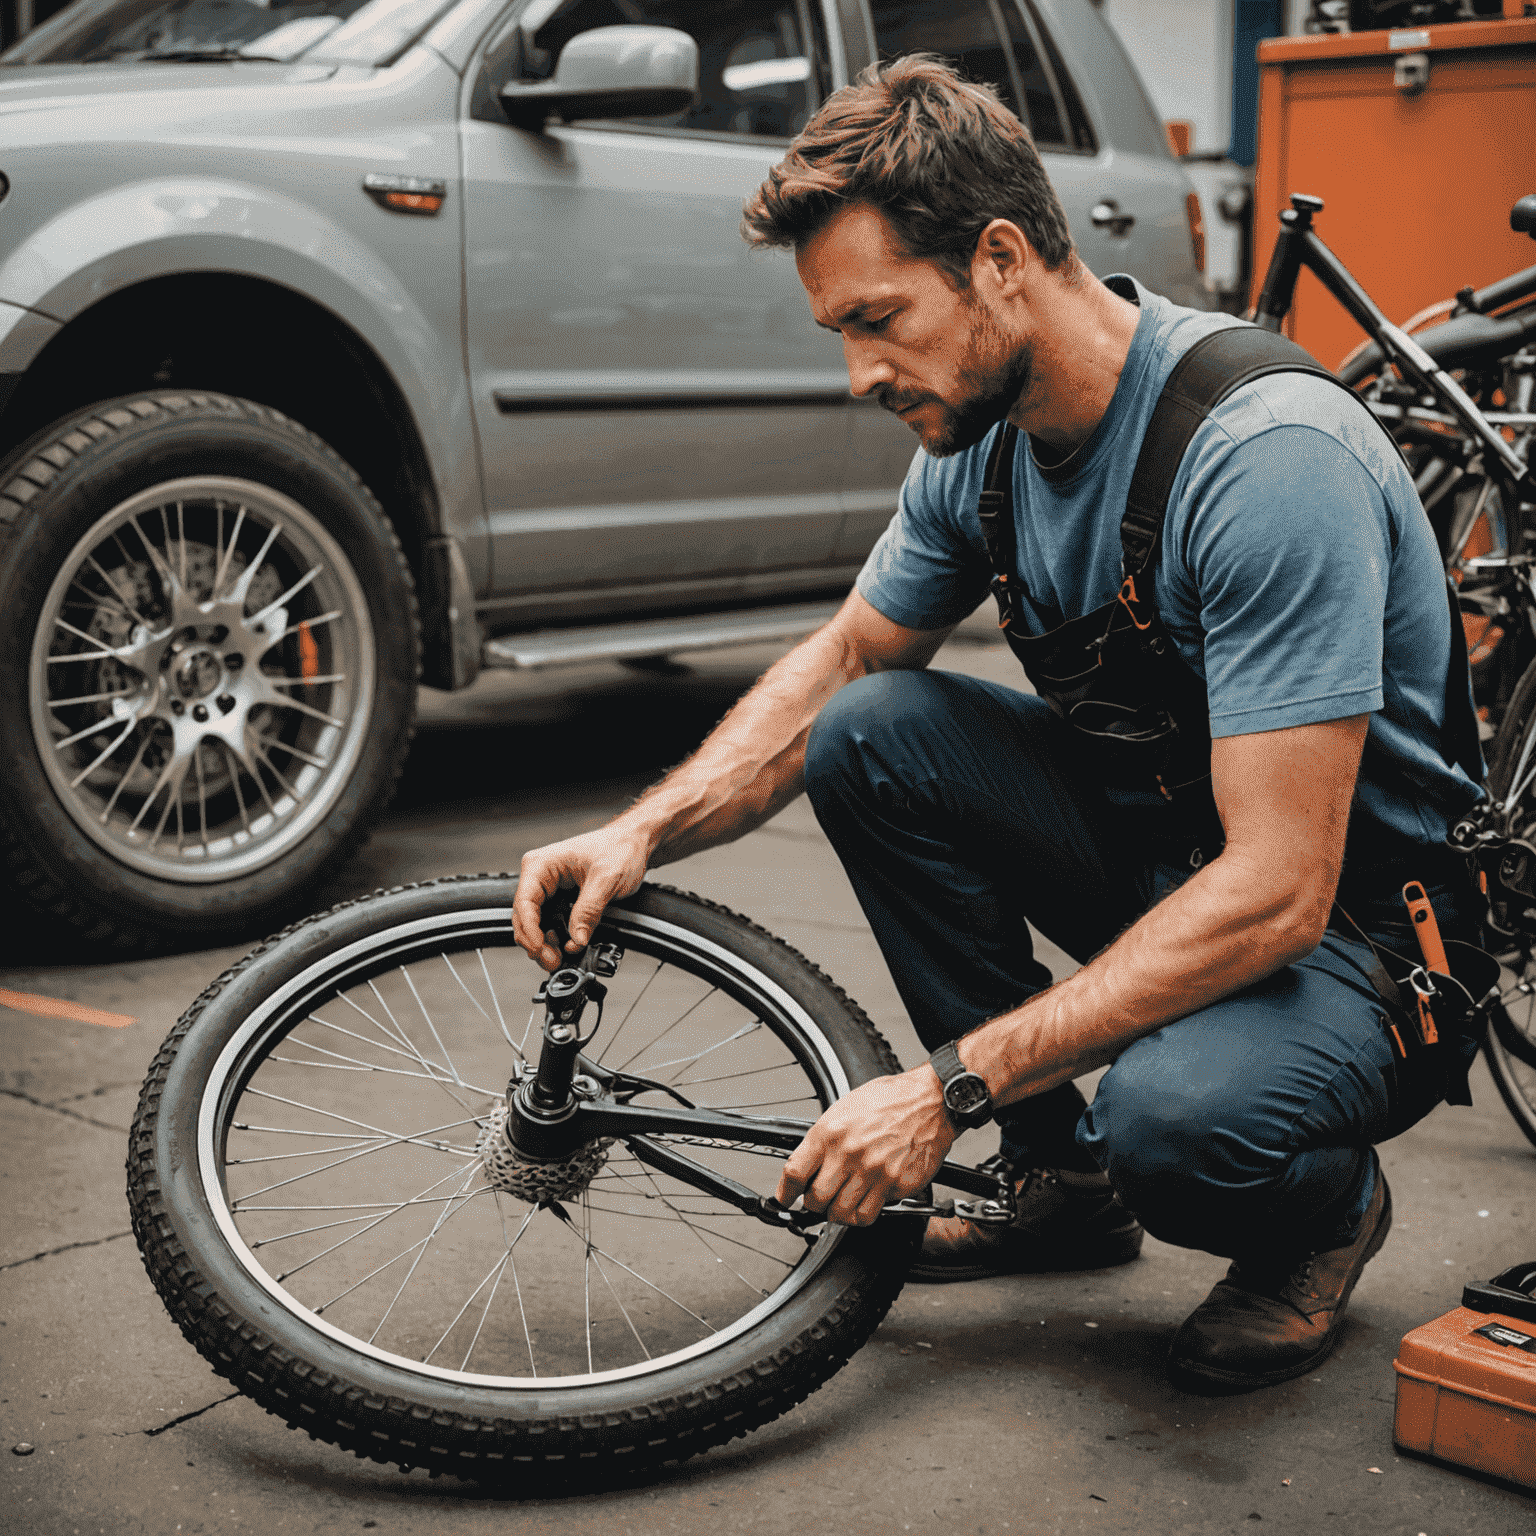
top-left (972, 219), bottom-right (1034, 299)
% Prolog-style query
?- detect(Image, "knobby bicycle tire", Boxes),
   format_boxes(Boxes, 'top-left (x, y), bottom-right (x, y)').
top-left (127, 875), bottom-right (921, 1484)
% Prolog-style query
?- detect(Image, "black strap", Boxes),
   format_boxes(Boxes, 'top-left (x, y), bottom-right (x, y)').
top-left (978, 421), bottom-right (1021, 629)
top-left (1120, 326), bottom-right (1342, 580)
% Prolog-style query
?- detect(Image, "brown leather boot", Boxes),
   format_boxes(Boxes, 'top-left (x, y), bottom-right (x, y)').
top-left (1167, 1163), bottom-right (1393, 1393)
top-left (909, 1166), bottom-right (1144, 1283)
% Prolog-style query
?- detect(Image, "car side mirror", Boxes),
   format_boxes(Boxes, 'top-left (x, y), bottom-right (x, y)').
top-left (500, 25), bottom-right (698, 132)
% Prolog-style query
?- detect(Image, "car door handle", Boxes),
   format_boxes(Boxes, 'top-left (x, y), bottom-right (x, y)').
top-left (1091, 200), bottom-right (1135, 237)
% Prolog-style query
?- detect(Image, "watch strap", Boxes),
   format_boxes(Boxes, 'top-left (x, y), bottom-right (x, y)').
top-left (928, 1039), bottom-right (993, 1129)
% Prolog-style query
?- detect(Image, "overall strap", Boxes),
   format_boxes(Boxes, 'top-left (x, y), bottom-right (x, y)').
top-left (978, 422), bottom-right (1021, 629)
top-left (1120, 325), bottom-right (1340, 585)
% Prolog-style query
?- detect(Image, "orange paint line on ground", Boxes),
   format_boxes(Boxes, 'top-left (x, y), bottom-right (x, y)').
top-left (0, 988), bottom-right (136, 1028)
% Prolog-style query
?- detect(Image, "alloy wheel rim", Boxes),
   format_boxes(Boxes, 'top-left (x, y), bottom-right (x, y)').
top-left (29, 477), bottom-right (376, 883)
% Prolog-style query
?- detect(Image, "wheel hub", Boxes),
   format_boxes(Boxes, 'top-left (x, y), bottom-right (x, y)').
top-left (476, 1100), bottom-right (613, 1203)
top-left (169, 643), bottom-right (224, 702)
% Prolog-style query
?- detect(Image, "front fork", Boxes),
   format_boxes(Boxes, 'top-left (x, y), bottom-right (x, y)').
top-left (503, 943), bottom-right (1018, 1232)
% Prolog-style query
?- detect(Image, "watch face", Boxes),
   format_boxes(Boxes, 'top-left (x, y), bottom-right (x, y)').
top-left (945, 1074), bottom-right (990, 1114)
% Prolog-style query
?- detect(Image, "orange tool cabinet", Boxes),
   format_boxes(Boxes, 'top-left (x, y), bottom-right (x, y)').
top-left (1251, 16), bottom-right (1536, 369)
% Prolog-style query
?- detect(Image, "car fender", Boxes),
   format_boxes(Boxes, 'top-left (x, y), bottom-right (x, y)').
top-left (0, 175), bottom-right (468, 520)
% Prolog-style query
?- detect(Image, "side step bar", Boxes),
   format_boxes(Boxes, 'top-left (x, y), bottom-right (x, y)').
top-left (481, 601), bottom-right (842, 671)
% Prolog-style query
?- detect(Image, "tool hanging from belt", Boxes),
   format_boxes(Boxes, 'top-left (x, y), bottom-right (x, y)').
top-left (975, 323), bottom-right (1484, 870)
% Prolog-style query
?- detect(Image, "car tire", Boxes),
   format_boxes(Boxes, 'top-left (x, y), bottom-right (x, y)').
top-left (0, 391), bottom-right (419, 951)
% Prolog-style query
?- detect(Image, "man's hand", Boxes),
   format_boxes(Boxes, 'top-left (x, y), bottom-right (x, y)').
top-left (514, 828), bottom-right (651, 970)
top-left (774, 1065), bottom-right (957, 1226)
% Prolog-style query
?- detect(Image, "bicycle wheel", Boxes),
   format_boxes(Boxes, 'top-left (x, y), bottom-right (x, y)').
top-left (128, 876), bottom-right (919, 1482)
top-left (1481, 661), bottom-right (1536, 1148)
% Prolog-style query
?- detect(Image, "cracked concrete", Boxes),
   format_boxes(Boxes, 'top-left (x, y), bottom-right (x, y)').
top-left (0, 1087), bottom-right (130, 1137)
top-left (3, 635), bottom-right (1533, 1534)
top-left (0, 1231), bottom-right (133, 1273)
top-left (143, 1395), bottom-right (242, 1438)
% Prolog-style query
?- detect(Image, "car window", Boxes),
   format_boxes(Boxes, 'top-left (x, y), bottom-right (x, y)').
top-left (994, 0), bottom-right (1062, 147)
top-left (867, 0), bottom-right (1023, 126)
top-left (519, 0), bottom-right (832, 141)
top-left (866, 0), bottom-right (1096, 155)
top-left (0, 0), bottom-right (440, 64)
top-left (1017, 0), bottom-right (1095, 152)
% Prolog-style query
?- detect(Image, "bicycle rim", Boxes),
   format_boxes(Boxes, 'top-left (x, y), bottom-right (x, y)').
top-left (195, 903), bottom-right (854, 1388)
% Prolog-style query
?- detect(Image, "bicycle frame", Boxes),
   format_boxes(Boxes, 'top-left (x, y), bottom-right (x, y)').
top-left (508, 952), bottom-right (1016, 1234)
top-left (1253, 194), bottom-right (1532, 496)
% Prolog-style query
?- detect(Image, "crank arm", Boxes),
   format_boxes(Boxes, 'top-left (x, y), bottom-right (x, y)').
top-left (602, 1103), bottom-right (1017, 1232)
top-left (571, 1101), bottom-right (1013, 1201)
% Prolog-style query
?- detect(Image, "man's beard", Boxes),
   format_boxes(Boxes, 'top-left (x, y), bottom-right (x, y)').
top-left (875, 302), bottom-right (1033, 458)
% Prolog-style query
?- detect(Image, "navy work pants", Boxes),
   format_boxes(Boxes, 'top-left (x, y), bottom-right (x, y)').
top-left (803, 669), bottom-right (1455, 1264)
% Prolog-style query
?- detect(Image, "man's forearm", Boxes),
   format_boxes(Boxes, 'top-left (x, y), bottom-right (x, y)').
top-left (963, 843), bottom-right (1333, 1107)
top-left (616, 621), bottom-right (872, 867)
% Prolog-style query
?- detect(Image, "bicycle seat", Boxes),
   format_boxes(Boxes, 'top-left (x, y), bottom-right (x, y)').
top-left (1514, 195), bottom-right (1536, 239)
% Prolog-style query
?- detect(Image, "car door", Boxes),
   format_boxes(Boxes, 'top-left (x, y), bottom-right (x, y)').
top-left (462, 0), bottom-right (856, 628)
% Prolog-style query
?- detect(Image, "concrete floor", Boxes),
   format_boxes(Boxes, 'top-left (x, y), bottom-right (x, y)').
top-left (3, 631), bottom-right (1533, 1535)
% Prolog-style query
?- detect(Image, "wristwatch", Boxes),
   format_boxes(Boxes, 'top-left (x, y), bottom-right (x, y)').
top-left (928, 1039), bottom-right (993, 1131)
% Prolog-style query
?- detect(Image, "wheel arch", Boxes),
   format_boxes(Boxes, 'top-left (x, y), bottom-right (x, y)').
top-left (0, 272), bottom-right (476, 689)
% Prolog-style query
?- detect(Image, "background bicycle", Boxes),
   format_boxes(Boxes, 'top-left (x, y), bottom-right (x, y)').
top-left (1251, 190), bottom-right (1536, 1146)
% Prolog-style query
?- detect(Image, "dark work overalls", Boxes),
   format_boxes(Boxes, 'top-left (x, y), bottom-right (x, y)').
top-left (803, 326), bottom-right (1487, 1265)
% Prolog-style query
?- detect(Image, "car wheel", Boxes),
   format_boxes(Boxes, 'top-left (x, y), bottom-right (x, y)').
top-left (0, 391), bottom-right (419, 951)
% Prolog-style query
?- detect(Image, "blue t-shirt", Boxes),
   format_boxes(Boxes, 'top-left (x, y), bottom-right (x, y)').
top-left (856, 276), bottom-right (1482, 869)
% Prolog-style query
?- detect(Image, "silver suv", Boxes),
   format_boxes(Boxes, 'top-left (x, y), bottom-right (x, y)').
top-left (0, 0), bottom-right (1206, 948)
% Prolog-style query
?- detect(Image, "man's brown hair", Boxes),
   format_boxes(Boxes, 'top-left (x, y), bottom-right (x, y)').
top-left (742, 53), bottom-right (1074, 286)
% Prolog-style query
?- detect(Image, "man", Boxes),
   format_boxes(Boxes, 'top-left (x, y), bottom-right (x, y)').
top-left (513, 56), bottom-right (1482, 1393)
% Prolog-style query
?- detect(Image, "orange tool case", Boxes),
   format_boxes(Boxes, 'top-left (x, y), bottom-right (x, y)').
top-left (1252, 15), bottom-right (1536, 369)
top-left (1393, 1261), bottom-right (1536, 1488)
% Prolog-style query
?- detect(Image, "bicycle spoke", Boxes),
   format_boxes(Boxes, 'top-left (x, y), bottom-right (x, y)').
top-left (614, 985), bottom-right (720, 1074)
top-left (423, 1241), bottom-right (513, 1363)
top-left (402, 965), bottom-right (467, 1089)
top-left (477, 947), bottom-right (525, 1062)
top-left (547, 1205), bottom-right (713, 1330)
top-left (584, 1193), bottom-right (652, 1364)
top-left (233, 1097), bottom-right (480, 1200)
top-left (303, 1176), bottom-right (490, 1304)
top-left (644, 1019), bottom-right (763, 1079)
top-left (670, 1061), bottom-right (806, 1090)
top-left (227, 1139), bottom-right (378, 1165)
top-left (366, 1164), bottom-right (484, 1345)
top-left (582, 1192), bottom-right (595, 1373)
top-left (313, 1003), bottom-right (460, 1082)
top-left (507, 1209), bottom-right (538, 1377)
top-left (593, 956), bottom-right (663, 1069)
top-left (630, 1162), bottom-right (783, 1295)
top-left (277, 1028), bottom-right (497, 1095)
